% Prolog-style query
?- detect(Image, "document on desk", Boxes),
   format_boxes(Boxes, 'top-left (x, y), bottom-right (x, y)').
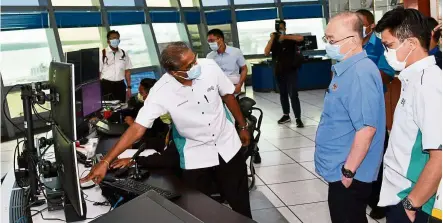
top-left (118, 149), bottom-right (157, 159)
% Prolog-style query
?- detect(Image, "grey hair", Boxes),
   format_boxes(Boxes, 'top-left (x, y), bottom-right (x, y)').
top-left (160, 41), bottom-right (191, 72)
top-left (332, 12), bottom-right (363, 39)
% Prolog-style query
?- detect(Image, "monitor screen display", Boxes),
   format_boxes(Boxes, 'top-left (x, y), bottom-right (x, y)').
top-left (81, 80), bottom-right (102, 117)
top-left (125, 72), bottom-right (156, 95)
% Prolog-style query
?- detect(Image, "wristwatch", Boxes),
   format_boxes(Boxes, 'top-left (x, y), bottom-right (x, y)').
top-left (402, 197), bottom-right (421, 211)
top-left (238, 123), bottom-right (249, 131)
top-left (127, 85), bottom-right (132, 89)
top-left (341, 165), bottom-right (355, 178)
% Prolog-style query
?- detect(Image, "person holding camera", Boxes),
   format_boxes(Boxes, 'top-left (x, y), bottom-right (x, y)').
top-left (264, 20), bottom-right (305, 127)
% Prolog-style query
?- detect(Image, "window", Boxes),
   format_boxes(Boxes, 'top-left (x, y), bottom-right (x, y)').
top-left (207, 24), bottom-right (233, 46)
top-left (6, 91), bottom-right (51, 118)
top-left (234, 0), bottom-right (274, 4)
top-left (329, 0), bottom-right (349, 14)
top-left (104, 0), bottom-right (135, 6)
top-left (0, 29), bottom-right (53, 86)
top-left (110, 25), bottom-right (154, 67)
top-left (152, 23), bottom-right (188, 52)
top-left (180, 0), bottom-right (200, 7)
top-left (285, 18), bottom-right (326, 50)
top-left (0, 0), bottom-right (39, 5)
top-left (202, 0), bottom-right (229, 7)
top-left (281, 0), bottom-right (319, 2)
top-left (146, 0), bottom-right (179, 7)
top-left (237, 19), bottom-right (275, 55)
top-left (187, 25), bottom-right (204, 57)
top-left (58, 27), bottom-right (104, 53)
top-left (51, 0), bottom-right (94, 6)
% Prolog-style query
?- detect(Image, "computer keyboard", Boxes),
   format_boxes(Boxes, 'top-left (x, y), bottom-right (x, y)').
top-left (101, 178), bottom-right (180, 200)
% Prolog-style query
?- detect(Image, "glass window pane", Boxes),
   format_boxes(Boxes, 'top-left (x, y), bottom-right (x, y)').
top-left (1, 0), bottom-right (39, 5)
top-left (234, 0), bottom-right (273, 4)
top-left (104, 0), bottom-right (135, 6)
top-left (202, 0), bottom-right (229, 6)
top-left (58, 27), bottom-right (103, 53)
top-left (207, 24), bottom-right (233, 46)
top-left (180, 0), bottom-right (200, 7)
top-left (52, 0), bottom-right (94, 6)
top-left (110, 25), bottom-right (153, 67)
top-left (285, 18), bottom-right (326, 50)
top-left (153, 23), bottom-right (186, 52)
top-left (237, 19), bottom-right (275, 55)
top-left (329, 0), bottom-right (349, 14)
top-left (146, 0), bottom-right (178, 7)
top-left (187, 25), bottom-right (204, 57)
top-left (0, 29), bottom-right (53, 86)
top-left (6, 91), bottom-right (51, 118)
top-left (281, 0), bottom-right (319, 2)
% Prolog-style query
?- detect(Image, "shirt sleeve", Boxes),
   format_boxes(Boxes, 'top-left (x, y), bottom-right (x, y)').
top-left (125, 54), bottom-right (133, 70)
top-left (99, 50), bottom-right (104, 73)
top-left (135, 91), bottom-right (168, 128)
top-left (413, 80), bottom-right (442, 151)
top-left (377, 55), bottom-right (395, 77)
top-left (214, 62), bottom-right (235, 96)
top-left (236, 50), bottom-right (247, 67)
top-left (344, 71), bottom-right (382, 131)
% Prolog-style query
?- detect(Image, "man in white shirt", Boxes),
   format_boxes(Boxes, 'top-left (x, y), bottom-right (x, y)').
top-left (206, 29), bottom-right (248, 94)
top-left (100, 30), bottom-right (133, 102)
top-left (375, 7), bottom-right (442, 223)
top-left (82, 42), bottom-right (252, 218)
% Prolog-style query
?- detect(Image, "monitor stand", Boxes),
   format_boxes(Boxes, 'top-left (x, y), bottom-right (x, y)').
top-left (64, 193), bottom-right (87, 222)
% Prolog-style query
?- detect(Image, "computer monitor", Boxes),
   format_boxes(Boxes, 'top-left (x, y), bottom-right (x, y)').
top-left (303, 35), bottom-right (318, 50)
top-left (52, 124), bottom-right (87, 220)
top-left (66, 48), bottom-right (99, 86)
top-left (81, 80), bottom-right (102, 118)
top-left (49, 62), bottom-right (77, 141)
top-left (125, 72), bottom-right (156, 95)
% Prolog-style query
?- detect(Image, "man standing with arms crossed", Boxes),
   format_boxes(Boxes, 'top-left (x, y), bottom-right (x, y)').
top-left (375, 7), bottom-right (442, 223)
top-left (315, 12), bottom-right (386, 223)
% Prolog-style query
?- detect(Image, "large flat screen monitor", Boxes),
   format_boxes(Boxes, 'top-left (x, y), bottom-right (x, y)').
top-left (81, 80), bottom-right (102, 118)
top-left (125, 72), bottom-right (156, 95)
top-left (49, 62), bottom-right (77, 141)
top-left (66, 48), bottom-right (99, 86)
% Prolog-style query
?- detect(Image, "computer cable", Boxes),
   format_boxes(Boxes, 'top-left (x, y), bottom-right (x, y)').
top-left (109, 196), bottom-right (124, 212)
top-left (3, 84), bottom-right (26, 141)
top-left (14, 216), bottom-right (26, 223)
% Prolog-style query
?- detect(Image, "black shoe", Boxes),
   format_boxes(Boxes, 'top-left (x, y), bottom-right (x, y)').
top-left (369, 207), bottom-right (386, 220)
top-left (278, 115), bottom-right (291, 124)
top-left (253, 153), bottom-right (261, 164)
top-left (296, 119), bottom-right (304, 128)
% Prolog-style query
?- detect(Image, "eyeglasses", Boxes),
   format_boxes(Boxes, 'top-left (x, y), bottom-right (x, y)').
top-left (322, 36), bottom-right (354, 44)
top-left (175, 54), bottom-right (197, 72)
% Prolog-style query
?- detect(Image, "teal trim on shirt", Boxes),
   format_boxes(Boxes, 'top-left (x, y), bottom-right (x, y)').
top-left (171, 123), bottom-right (186, 169)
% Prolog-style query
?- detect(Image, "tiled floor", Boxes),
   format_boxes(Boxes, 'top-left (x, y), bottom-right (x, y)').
top-left (0, 89), bottom-right (386, 223)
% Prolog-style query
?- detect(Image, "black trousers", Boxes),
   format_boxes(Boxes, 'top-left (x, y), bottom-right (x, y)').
top-left (182, 150), bottom-right (252, 219)
top-left (368, 128), bottom-right (390, 209)
top-left (101, 79), bottom-right (126, 102)
top-left (276, 72), bottom-right (301, 119)
top-left (386, 202), bottom-right (430, 223)
top-left (328, 180), bottom-right (373, 223)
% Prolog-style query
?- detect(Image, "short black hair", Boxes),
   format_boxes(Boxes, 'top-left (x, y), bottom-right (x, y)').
top-left (107, 30), bottom-right (120, 40)
top-left (139, 78), bottom-right (156, 91)
top-left (356, 9), bottom-right (375, 24)
top-left (207, 29), bottom-right (224, 40)
top-left (427, 17), bottom-right (441, 42)
top-left (375, 7), bottom-right (431, 50)
top-left (277, 19), bottom-right (286, 27)
top-left (160, 41), bottom-right (192, 72)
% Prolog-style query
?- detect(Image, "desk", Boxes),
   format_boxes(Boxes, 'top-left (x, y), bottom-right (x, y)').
top-left (1, 137), bottom-right (255, 223)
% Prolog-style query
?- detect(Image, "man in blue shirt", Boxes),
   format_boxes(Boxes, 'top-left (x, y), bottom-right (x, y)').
top-left (356, 9), bottom-right (395, 219)
top-left (315, 12), bottom-right (386, 223)
top-left (427, 17), bottom-right (442, 69)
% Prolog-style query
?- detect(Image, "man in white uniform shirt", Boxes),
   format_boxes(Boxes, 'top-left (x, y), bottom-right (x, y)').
top-left (100, 30), bottom-right (133, 102)
top-left (82, 42), bottom-right (252, 218)
top-left (375, 8), bottom-right (442, 223)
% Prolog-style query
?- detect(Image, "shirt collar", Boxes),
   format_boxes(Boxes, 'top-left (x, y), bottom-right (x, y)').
top-left (332, 51), bottom-right (368, 76)
top-left (164, 71), bottom-right (204, 92)
top-left (363, 33), bottom-right (377, 49)
top-left (218, 44), bottom-right (232, 55)
top-left (399, 56), bottom-right (436, 82)
top-left (106, 46), bottom-right (121, 54)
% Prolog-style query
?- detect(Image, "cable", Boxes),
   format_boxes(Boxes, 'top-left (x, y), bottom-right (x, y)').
top-left (13, 140), bottom-right (26, 189)
top-left (110, 197), bottom-right (124, 212)
top-left (3, 84), bottom-right (26, 138)
top-left (14, 216), bottom-right (26, 223)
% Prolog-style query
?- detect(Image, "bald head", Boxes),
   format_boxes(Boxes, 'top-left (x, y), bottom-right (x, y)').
top-left (326, 12), bottom-right (363, 42)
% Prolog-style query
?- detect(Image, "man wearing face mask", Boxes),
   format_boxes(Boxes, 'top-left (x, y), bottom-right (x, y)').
top-left (100, 30), bottom-right (132, 102)
top-left (356, 9), bottom-right (396, 220)
top-left (375, 8), bottom-right (442, 223)
top-left (314, 12), bottom-right (386, 223)
top-left (206, 29), bottom-right (248, 94)
top-left (264, 20), bottom-right (305, 127)
top-left (81, 42), bottom-right (252, 218)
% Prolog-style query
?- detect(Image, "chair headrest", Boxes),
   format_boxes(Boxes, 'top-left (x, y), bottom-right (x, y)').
top-left (239, 97), bottom-right (256, 114)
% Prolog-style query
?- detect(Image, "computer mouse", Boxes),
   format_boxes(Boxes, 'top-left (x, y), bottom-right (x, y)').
top-left (80, 180), bottom-right (95, 190)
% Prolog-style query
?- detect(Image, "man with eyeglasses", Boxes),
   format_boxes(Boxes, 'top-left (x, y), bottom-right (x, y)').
top-left (81, 42), bottom-right (253, 218)
top-left (375, 8), bottom-right (442, 223)
top-left (314, 12), bottom-right (386, 223)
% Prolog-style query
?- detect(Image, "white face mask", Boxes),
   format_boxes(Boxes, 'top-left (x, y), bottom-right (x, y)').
top-left (384, 42), bottom-right (413, 71)
top-left (362, 26), bottom-right (368, 38)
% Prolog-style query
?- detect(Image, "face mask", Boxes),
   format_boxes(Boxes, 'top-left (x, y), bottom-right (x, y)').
top-left (110, 39), bottom-right (120, 48)
top-left (384, 42), bottom-right (413, 71)
top-left (174, 64), bottom-right (202, 80)
top-left (137, 93), bottom-right (145, 102)
top-left (325, 39), bottom-right (352, 61)
top-left (209, 42), bottom-right (219, 51)
top-left (279, 30), bottom-right (286, 35)
top-left (362, 26), bottom-right (368, 38)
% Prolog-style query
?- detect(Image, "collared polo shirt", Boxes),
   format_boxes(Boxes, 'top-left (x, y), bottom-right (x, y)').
top-left (378, 56), bottom-right (442, 215)
top-left (363, 33), bottom-right (396, 92)
top-left (314, 51), bottom-right (386, 183)
top-left (135, 58), bottom-right (242, 170)
top-left (206, 45), bottom-right (246, 85)
top-left (100, 46), bottom-right (132, 82)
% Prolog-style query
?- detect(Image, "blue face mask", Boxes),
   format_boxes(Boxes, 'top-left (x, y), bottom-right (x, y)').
top-left (208, 42), bottom-right (219, 51)
top-left (185, 64), bottom-right (201, 80)
top-left (325, 39), bottom-right (352, 61)
top-left (110, 39), bottom-right (120, 48)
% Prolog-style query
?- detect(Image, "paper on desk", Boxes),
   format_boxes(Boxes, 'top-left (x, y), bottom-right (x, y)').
top-left (118, 149), bottom-right (157, 159)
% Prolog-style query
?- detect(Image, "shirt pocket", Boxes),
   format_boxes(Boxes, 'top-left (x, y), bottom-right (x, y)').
top-left (117, 58), bottom-right (126, 72)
